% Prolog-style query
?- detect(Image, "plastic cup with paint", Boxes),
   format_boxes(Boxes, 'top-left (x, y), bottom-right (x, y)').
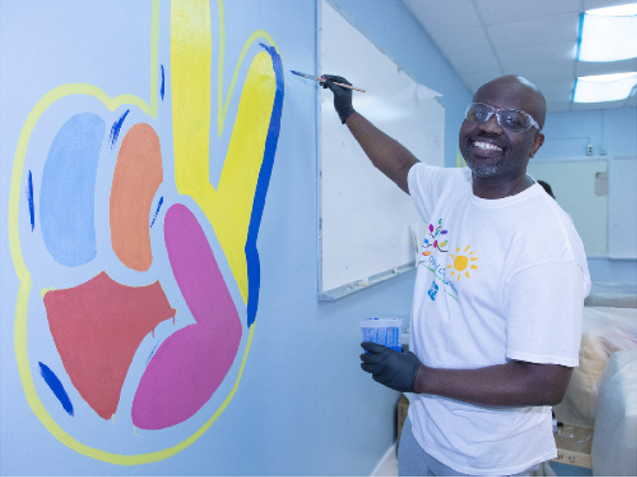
top-left (360, 317), bottom-right (403, 352)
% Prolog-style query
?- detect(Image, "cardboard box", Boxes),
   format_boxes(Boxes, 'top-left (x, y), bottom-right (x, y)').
top-left (396, 397), bottom-right (593, 469)
top-left (552, 423), bottom-right (593, 469)
top-left (396, 395), bottom-right (409, 448)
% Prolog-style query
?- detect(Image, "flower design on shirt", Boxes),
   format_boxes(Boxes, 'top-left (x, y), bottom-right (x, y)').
top-left (447, 245), bottom-right (479, 281)
top-left (421, 218), bottom-right (448, 256)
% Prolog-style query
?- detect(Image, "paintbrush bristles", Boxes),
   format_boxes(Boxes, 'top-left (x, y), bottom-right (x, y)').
top-left (290, 70), bottom-right (365, 93)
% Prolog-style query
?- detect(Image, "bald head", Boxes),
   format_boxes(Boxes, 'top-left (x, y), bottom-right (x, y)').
top-left (474, 75), bottom-right (547, 130)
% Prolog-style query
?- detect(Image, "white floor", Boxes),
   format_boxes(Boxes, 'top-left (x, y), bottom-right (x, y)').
top-left (371, 444), bottom-right (398, 476)
top-left (369, 444), bottom-right (560, 476)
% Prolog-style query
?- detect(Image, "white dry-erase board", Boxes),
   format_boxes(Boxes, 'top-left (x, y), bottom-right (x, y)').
top-left (527, 159), bottom-right (608, 256)
top-left (318, 1), bottom-right (445, 300)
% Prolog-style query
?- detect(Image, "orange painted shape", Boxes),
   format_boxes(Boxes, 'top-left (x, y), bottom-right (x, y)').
top-left (110, 123), bottom-right (163, 271)
top-left (43, 272), bottom-right (176, 420)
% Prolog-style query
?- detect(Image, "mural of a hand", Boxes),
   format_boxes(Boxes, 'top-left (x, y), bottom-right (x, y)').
top-left (132, 0), bottom-right (284, 432)
top-left (9, 0), bottom-right (283, 464)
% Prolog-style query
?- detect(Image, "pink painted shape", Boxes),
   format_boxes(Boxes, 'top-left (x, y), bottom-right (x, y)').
top-left (162, 204), bottom-right (237, 325)
top-left (132, 204), bottom-right (242, 429)
top-left (43, 272), bottom-right (176, 420)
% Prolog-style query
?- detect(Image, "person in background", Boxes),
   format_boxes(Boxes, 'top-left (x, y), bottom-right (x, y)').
top-left (537, 179), bottom-right (556, 199)
top-left (323, 74), bottom-right (590, 476)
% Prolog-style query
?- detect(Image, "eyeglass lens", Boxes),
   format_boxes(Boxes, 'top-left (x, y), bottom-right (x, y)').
top-left (466, 103), bottom-right (533, 132)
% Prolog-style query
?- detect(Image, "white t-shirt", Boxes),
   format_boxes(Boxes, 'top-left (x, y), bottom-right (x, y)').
top-left (406, 163), bottom-right (590, 475)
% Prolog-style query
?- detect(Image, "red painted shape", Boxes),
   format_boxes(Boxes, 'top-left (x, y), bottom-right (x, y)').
top-left (43, 272), bottom-right (176, 420)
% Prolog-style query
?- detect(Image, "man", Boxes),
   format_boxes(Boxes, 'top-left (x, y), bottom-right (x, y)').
top-left (323, 75), bottom-right (590, 476)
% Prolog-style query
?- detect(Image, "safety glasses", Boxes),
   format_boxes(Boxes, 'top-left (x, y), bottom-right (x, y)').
top-left (465, 102), bottom-right (541, 132)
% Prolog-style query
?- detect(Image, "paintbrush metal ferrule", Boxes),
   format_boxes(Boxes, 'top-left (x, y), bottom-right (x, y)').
top-left (290, 70), bottom-right (365, 93)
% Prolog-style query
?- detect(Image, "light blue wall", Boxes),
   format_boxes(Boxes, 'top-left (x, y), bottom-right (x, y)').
top-left (0, 1), bottom-right (466, 476)
top-left (539, 107), bottom-right (637, 284)
top-left (541, 108), bottom-right (636, 159)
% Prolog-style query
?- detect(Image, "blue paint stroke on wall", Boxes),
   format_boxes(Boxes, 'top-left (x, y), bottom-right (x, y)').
top-left (40, 112), bottom-right (104, 267)
top-left (39, 362), bottom-right (74, 416)
top-left (145, 341), bottom-right (160, 364)
top-left (245, 44), bottom-right (284, 328)
top-left (150, 196), bottom-right (163, 228)
top-left (160, 64), bottom-right (165, 100)
top-left (28, 170), bottom-right (35, 231)
top-left (109, 109), bottom-right (130, 148)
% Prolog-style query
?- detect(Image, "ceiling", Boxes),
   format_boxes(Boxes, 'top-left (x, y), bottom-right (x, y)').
top-left (402, 0), bottom-right (637, 113)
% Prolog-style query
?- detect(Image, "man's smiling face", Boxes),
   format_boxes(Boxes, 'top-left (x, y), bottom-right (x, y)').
top-left (459, 76), bottom-right (545, 184)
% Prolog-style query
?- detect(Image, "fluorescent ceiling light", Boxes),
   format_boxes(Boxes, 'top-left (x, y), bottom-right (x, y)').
top-left (577, 3), bottom-right (637, 62)
top-left (572, 72), bottom-right (637, 103)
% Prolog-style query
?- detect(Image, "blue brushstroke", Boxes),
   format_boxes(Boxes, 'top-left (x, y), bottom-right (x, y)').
top-left (28, 170), bottom-right (35, 232)
top-left (150, 196), bottom-right (163, 227)
top-left (40, 112), bottom-right (104, 267)
top-left (39, 362), bottom-right (74, 416)
top-left (160, 64), bottom-right (165, 100)
top-left (146, 341), bottom-right (160, 364)
top-left (245, 44), bottom-right (284, 328)
top-left (110, 109), bottom-right (130, 148)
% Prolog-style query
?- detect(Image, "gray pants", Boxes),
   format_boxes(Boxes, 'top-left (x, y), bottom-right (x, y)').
top-left (398, 416), bottom-right (542, 476)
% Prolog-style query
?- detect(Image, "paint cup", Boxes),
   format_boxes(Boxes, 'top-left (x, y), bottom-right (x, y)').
top-left (360, 317), bottom-right (403, 352)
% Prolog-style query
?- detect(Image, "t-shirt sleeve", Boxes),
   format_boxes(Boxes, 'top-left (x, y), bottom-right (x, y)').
top-left (407, 163), bottom-right (458, 223)
top-left (505, 260), bottom-right (585, 367)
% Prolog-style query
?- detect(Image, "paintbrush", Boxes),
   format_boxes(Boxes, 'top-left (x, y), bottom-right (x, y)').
top-left (290, 70), bottom-right (366, 92)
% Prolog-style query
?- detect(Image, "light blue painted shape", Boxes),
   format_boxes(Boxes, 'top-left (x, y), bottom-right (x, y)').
top-left (40, 112), bottom-right (105, 267)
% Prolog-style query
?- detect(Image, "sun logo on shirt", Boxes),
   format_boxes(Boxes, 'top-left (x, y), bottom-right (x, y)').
top-left (447, 245), bottom-right (479, 281)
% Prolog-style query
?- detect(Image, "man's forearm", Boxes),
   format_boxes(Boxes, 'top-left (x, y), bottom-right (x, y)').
top-left (345, 112), bottom-right (419, 194)
top-left (414, 361), bottom-right (573, 407)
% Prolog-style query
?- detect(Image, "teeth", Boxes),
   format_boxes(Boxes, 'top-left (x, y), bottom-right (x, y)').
top-left (473, 141), bottom-right (502, 152)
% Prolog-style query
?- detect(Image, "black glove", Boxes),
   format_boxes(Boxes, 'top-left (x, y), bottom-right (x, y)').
top-left (360, 342), bottom-right (422, 393)
top-left (322, 74), bottom-right (356, 124)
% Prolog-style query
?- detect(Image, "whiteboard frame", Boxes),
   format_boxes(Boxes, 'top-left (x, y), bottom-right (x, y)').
top-left (316, 0), bottom-right (444, 301)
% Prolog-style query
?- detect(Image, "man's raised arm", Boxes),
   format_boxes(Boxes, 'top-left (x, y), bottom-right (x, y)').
top-left (323, 75), bottom-right (419, 194)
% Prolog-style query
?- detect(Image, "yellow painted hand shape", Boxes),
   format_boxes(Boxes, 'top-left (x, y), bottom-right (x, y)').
top-left (172, 0), bottom-right (282, 312)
